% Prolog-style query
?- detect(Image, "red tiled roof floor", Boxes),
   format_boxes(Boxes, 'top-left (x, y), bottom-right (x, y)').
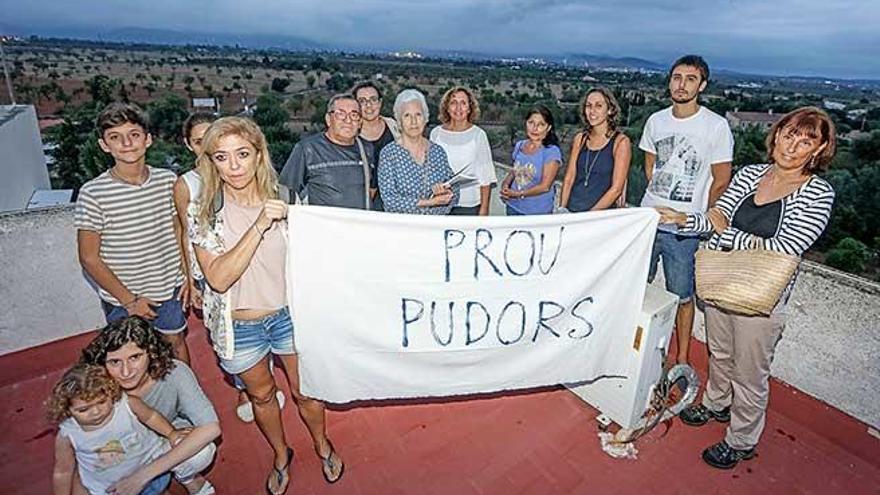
top-left (1, 316), bottom-right (878, 495)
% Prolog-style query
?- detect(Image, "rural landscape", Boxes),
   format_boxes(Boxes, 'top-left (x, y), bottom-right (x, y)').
top-left (3, 36), bottom-right (880, 278)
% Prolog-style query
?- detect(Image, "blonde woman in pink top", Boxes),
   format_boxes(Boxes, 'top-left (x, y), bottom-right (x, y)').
top-left (188, 117), bottom-right (344, 494)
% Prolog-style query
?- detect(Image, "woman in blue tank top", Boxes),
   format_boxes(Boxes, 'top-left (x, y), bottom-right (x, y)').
top-left (500, 105), bottom-right (562, 215)
top-left (560, 87), bottom-right (631, 212)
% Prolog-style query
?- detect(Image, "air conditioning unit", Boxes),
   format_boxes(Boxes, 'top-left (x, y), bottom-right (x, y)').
top-left (566, 283), bottom-right (679, 429)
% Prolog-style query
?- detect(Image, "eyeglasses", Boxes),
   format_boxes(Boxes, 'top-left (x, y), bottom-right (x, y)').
top-left (328, 110), bottom-right (362, 122)
top-left (357, 96), bottom-right (380, 106)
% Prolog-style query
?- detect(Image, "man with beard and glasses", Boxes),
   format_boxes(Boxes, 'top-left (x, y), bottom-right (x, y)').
top-left (638, 55), bottom-right (734, 366)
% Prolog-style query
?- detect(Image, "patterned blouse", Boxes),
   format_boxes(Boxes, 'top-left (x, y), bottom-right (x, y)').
top-left (378, 141), bottom-right (459, 214)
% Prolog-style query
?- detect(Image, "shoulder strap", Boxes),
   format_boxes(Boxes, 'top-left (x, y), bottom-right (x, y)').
top-left (355, 137), bottom-right (371, 210)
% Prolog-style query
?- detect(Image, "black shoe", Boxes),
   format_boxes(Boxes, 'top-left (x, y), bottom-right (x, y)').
top-left (679, 404), bottom-right (731, 426)
top-left (702, 441), bottom-right (755, 469)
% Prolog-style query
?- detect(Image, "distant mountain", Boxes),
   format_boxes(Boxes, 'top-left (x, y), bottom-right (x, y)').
top-left (1, 24), bottom-right (329, 52)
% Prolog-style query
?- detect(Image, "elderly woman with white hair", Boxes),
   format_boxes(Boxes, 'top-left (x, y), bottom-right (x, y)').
top-left (378, 89), bottom-right (458, 214)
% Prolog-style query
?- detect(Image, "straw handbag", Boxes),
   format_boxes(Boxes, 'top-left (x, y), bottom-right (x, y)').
top-left (695, 242), bottom-right (800, 316)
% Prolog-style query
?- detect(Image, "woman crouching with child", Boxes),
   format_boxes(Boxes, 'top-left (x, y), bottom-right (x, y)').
top-left (49, 363), bottom-right (191, 495)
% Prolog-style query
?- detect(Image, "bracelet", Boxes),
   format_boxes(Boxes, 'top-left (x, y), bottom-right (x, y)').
top-left (251, 223), bottom-right (264, 239)
top-left (123, 295), bottom-right (140, 309)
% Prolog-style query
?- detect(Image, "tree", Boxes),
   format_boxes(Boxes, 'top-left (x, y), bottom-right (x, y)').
top-left (306, 74), bottom-right (316, 89)
top-left (271, 77), bottom-right (291, 93)
top-left (733, 125), bottom-right (766, 168)
top-left (825, 237), bottom-right (870, 273)
top-left (84, 75), bottom-right (120, 106)
top-left (145, 93), bottom-right (189, 142)
top-left (253, 92), bottom-right (299, 169)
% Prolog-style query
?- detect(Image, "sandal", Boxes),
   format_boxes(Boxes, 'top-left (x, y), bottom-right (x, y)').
top-left (266, 447), bottom-right (294, 495)
top-left (318, 440), bottom-right (345, 484)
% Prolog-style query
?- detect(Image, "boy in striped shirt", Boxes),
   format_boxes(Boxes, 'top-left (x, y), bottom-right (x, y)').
top-left (75, 102), bottom-right (192, 364)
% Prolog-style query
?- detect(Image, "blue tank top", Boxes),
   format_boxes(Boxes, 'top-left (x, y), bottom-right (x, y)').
top-left (569, 132), bottom-right (618, 212)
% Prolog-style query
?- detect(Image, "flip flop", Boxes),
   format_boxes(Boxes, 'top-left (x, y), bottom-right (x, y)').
top-left (319, 440), bottom-right (345, 484)
top-left (266, 447), bottom-right (294, 495)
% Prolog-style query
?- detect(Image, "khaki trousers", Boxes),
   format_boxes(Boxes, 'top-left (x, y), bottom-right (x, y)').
top-left (701, 304), bottom-right (785, 450)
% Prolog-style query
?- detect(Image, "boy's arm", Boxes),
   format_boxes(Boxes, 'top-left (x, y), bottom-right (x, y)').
top-left (77, 230), bottom-right (158, 319)
top-left (53, 434), bottom-right (76, 495)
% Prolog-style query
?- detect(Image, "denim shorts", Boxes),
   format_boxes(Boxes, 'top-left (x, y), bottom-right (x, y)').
top-left (219, 307), bottom-right (295, 375)
top-left (139, 472), bottom-right (171, 495)
top-left (101, 286), bottom-right (187, 334)
top-left (647, 230), bottom-right (700, 303)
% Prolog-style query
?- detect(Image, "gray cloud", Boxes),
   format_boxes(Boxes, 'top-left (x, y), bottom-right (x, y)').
top-left (1, 0), bottom-right (878, 78)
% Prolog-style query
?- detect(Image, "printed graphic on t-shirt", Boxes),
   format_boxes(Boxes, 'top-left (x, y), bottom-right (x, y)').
top-left (649, 135), bottom-right (701, 203)
top-left (95, 439), bottom-right (126, 471)
top-left (513, 161), bottom-right (536, 187)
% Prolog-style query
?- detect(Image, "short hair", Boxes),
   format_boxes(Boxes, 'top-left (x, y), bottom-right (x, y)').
top-left (393, 89), bottom-right (429, 124)
top-left (438, 86), bottom-right (481, 125)
top-left (351, 81), bottom-right (383, 101)
top-left (580, 86), bottom-right (622, 138)
top-left (45, 362), bottom-right (122, 424)
top-left (765, 106), bottom-right (837, 174)
top-left (668, 54), bottom-right (710, 83)
top-left (81, 316), bottom-right (175, 381)
top-left (326, 93), bottom-right (359, 114)
top-left (96, 102), bottom-right (149, 138)
top-left (182, 112), bottom-right (218, 142)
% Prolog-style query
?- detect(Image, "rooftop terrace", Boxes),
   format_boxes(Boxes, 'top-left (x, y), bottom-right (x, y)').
top-left (1, 166), bottom-right (879, 493)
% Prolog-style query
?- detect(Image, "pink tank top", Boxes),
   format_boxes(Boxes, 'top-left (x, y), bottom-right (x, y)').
top-left (221, 199), bottom-right (287, 311)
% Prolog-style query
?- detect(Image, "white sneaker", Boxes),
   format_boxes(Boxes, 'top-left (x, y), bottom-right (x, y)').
top-left (236, 391), bottom-right (286, 423)
top-left (190, 480), bottom-right (215, 495)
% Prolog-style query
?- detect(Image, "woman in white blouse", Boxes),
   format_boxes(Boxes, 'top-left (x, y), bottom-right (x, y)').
top-left (430, 86), bottom-right (497, 216)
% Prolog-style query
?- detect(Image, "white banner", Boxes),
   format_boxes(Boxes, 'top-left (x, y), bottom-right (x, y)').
top-left (287, 206), bottom-right (658, 403)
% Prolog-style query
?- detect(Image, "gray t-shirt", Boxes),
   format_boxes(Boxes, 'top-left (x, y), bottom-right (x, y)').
top-left (279, 132), bottom-right (374, 209)
top-left (141, 360), bottom-right (218, 428)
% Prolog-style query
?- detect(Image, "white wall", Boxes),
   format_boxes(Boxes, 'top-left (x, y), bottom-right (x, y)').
top-left (0, 206), bottom-right (104, 355)
top-left (0, 105), bottom-right (50, 212)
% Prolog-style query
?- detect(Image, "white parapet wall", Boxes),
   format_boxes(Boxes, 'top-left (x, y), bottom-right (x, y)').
top-left (2, 185), bottom-right (879, 429)
top-left (0, 205), bottom-right (105, 355)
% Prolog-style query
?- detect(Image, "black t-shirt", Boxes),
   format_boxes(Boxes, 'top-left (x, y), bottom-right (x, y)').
top-left (364, 123), bottom-right (395, 211)
top-left (366, 124), bottom-right (396, 189)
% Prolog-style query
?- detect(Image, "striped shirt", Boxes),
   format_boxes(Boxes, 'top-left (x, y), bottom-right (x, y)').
top-left (684, 163), bottom-right (835, 303)
top-left (684, 164), bottom-right (835, 255)
top-left (75, 167), bottom-right (184, 305)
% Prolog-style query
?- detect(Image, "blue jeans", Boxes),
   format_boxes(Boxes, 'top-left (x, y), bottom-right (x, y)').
top-left (140, 473), bottom-right (171, 495)
top-left (101, 286), bottom-right (187, 334)
top-left (220, 307), bottom-right (295, 375)
top-left (647, 230), bottom-right (700, 303)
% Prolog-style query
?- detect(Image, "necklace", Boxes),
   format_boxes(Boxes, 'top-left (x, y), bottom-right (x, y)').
top-left (582, 147), bottom-right (602, 188)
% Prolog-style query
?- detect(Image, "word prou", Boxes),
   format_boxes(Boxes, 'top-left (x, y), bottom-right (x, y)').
top-left (400, 296), bottom-right (595, 349)
top-left (443, 226), bottom-right (565, 282)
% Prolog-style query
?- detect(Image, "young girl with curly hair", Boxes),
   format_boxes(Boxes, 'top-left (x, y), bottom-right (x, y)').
top-left (48, 363), bottom-right (182, 495)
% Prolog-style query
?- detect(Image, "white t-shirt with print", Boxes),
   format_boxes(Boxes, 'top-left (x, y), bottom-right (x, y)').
top-left (430, 125), bottom-right (497, 208)
top-left (639, 106), bottom-right (733, 214)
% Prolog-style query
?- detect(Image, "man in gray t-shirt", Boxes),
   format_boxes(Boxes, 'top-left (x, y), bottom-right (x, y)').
top-left (280, 93), bottom-right (374, 209)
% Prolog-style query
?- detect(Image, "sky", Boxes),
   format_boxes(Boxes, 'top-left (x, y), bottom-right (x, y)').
top-left (2, 0), bottom-right (879, 79)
